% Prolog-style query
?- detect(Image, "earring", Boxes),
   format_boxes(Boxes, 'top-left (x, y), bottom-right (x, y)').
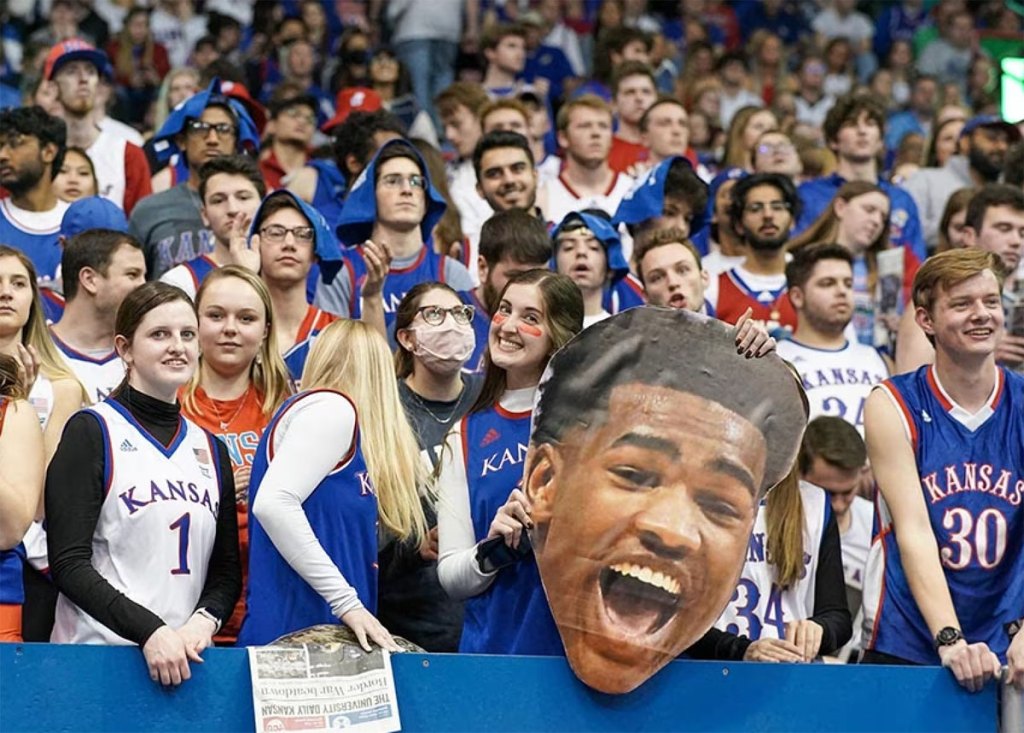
top-left (255, 352), bottom-right (263, 365)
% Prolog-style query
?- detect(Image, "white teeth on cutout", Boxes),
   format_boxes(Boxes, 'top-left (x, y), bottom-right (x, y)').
top-left (608, 563), bottom-right (680, 596)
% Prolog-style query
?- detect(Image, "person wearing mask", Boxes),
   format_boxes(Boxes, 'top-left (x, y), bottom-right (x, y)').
top-left (46, 282), bottom-right (241, 686)
top-left (381, 283), bottom-right (481, 652)
top-left (180, 266), bottom-right (292, 645)
top-left (238, 319), bottom-right (429, 650)
top-left (795, 94), bottom-right (927, 264)
top-left (131, 80), bottom-right (260, 279)
top-left (44, 39), bottom-right (151, 215)
top-left (903, 116), bottom-right (1021, 251)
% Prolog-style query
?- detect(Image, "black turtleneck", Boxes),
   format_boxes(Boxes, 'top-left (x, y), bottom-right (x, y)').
top-left (46, 385), bottom-right (240, 646)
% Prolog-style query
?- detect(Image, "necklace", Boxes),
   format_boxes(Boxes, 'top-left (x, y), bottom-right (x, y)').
top-left (207, 386), bottom-right (252, 431)
top-left (406, 382), bottom-right (468, 425)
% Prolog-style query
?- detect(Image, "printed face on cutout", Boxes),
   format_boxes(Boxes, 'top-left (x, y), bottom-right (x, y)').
top-left (526, 384), bottom-right (766, 694)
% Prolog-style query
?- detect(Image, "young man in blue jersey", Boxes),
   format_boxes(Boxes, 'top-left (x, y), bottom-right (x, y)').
top-left (522, 307), bottom-right (807, 693)
top-left (315, 139), bottom-right (474, 328)
top-left (0, 106), bottom-right (69, 286)
top-left (160, 155), bottom-right (266, 300)
top-left (460, 209), bottom-right (551, 374)
top-left (794, 94), bottom-right (927, 264)
top-left (863, 248), bottom-right (1024, 691)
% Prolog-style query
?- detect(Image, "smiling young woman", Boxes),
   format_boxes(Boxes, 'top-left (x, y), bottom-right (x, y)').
top-left (436, 269), bottom-right (583, 655)
top-left (45, 282), bottom-right (240, 687)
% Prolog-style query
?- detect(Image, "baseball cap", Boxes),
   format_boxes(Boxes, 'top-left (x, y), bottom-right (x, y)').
top-left (960, 115), bottom-right (1022, 141)
top-left (60, 196), bottom-right (129, 239)
top-left (322, 87), bottom-right (383, 132)
top-left (43, 39), bottom-right (111, 81)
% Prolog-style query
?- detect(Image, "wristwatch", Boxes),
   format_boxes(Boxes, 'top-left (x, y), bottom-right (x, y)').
top-left (934, 626), bottom-right (964, 649)
top-left (195, 607), bottom-right (222, 633)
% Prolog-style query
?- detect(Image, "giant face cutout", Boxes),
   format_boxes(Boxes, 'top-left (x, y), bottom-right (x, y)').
top-left (525, 308), bottom-right (806, 694)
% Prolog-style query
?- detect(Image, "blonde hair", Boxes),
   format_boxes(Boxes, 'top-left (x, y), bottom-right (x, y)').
top-left (0, 247), bottom-right (87, 402)
top-left (301, 320), bottom-right (429, 542)
top-left (182, 266), bottom-right (292, 418)
top-left (764, 464), bottom-right (805, 589)
top-left (912, 248), bottom-right (1007, 314)
top-left (555, 93), bottom-right (612, 132)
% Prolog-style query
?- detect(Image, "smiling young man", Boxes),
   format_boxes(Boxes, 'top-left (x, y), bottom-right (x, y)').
top-left (863, 248), bottom-right (1024, 691)
top-left (524, 307), bottom-right (806, 693)
top-left (777, 243), bottom-right (890, 434)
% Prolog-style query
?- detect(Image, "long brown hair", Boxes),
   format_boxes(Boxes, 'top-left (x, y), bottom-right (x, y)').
top-left (114, 281), bottom-right (196, 393)
top-left (723, 106), bottom-right (775, 170)
top-left (788, 181), bottom-right (891, 292)
top-left (471, 269), bottom-right (583, 413)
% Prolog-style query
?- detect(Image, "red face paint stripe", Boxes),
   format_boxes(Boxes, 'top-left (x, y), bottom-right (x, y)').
top-left (518, 323), bottom-right (543, 338)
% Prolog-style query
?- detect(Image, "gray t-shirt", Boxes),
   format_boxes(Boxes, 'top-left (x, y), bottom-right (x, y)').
top-left (128, 183), bottom-right (214, 280)
top-left (388, 0), bottom-right (464, 43)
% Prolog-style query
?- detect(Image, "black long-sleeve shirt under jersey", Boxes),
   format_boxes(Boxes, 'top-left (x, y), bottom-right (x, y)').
top-left (687, 511), bottom-right (852, 660)
top-left (45, 385), bottom-right (241, 646)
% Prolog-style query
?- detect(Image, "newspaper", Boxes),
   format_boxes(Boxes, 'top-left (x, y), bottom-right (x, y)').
top-left (248, 644), bottom-right (401, 733)
top-left (873, 248), bottom-right (905, 350)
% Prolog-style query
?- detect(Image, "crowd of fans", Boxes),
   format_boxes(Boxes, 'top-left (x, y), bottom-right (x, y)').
top-left (1, 0), bottom-right (1023, 701)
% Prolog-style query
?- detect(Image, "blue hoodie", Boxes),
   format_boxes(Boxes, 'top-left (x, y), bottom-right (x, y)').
top-left (613, 156), bottom-right (710, 255)
top-left (151, 78), bottom-right (261, 169)
top-left (335, 139), bottom-right (447, 246)
top-left (552, 211), bottom-right (645, 315)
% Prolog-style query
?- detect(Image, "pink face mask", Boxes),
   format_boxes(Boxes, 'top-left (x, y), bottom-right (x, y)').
top-left (411, 321), bottom-right (475, 374)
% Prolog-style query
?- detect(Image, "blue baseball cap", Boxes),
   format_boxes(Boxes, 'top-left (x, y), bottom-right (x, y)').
top-left (960, 115), bottom-right (1022, 141)
top-left (60, 197), bottom-right (129, 239)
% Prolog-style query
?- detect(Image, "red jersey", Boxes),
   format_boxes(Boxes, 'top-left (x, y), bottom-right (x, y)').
top-left (608, 135), bottom-right (649, 174)
top-left (715, 268), bottom-right (798, 333)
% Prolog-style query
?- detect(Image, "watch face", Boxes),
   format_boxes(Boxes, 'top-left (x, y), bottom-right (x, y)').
top-left (937, 627), bottom-right (961, 645)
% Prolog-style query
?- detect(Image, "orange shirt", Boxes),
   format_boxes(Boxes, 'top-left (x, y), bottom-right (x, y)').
top-left (181, 385), bottom-right (271, 645)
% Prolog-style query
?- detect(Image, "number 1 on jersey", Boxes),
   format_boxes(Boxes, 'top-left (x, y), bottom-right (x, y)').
top-left (169, 512), bottom-right (191, 575)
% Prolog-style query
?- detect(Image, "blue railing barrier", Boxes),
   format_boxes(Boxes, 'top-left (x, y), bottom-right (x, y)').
top-left (0, 643), bottom-right (1002, 732)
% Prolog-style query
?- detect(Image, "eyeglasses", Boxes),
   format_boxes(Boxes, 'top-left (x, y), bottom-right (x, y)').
top-left (260, 224), bottom-right (316, 243)
top-left (282, 107), bottom-right (317, 125)
top-left (417, 304), bottom-right (474, 325)
top-left (186, 120), bottom-right (237, 139)
top-left (756, 142), bottom-right (795, 156)
top-left (379, 173), bottom-right (426, 190)
top-left (743, 201), bottom-right (791, 215)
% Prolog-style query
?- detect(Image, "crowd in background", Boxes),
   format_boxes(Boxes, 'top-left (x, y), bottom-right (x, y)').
top-left (0, 0), bottom-right (1023, 700)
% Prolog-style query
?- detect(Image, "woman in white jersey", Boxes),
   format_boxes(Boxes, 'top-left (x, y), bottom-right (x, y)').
top-left (46, 282), bottom-right (240, 686)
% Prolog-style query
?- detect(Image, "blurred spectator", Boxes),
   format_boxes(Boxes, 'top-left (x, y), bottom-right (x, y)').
top-left (793, 56), bottom-right (834, 130)
top-left (608, 61), bottom-right (656, 173)
top-left (27, 0), bottom-right (89, 48)
top-left (966, 54), bottom-right (997, 112)
top-left (151, 67), bottom-right (200, 133)
top-left (890, 132), bottom-right (925, 184)
top-left (388, 0), bottom-right (474, 135)
top-left (924, 116), bottom-right (966, 169)
top-left (149, 0), bottom-right (207, 70)
top-left (481, 23), bottom-right (527, 98)
top-left (917, 9), bottom-right (975, 98)
top-left (903, 115), bottom-right (1021, 250)
top-left (190, 35), bottom-right (220, 72)
top-left (716, 52), bottom-right (762, 129)
top-left (747, 30), bottom-right (787, 107)
top-left (873, 0), bottom-right (930, 61)
top-left (535, 0), bottom-right (585, 77)
top-left (367, 48), bottom-right (438, 146)
top-left (885, 74), bottom-right (938, 154)
top-left (741, 0), bottom-right (806, 47)
top-left (327, 28), bottom-right (372, 93)
top-left (260, 90), bottom-right (317, 192)
top-left (52, 145), bottom-right (98, 203)
top-left (936, 187), bottom-right (974, 253)
top-left (882, 39), bottom-right (914, 108)
top-left (752, 130), bottom-right (802, 182)
top-left (106, 6), bottom-right (170, 126)
top-left (795, 94), bottom-right (926, 263)
top-left (721, 105), bottom-right (778, 173)
top-left (46, 39), bottom-right (151, 215)
top-left (0, 106), bottom-right (69, 284)
top-left (268, 39), bottom-right (333, 127)
top-left (519, 11), bottom-right (577, 105)
top-left (591, 26), bottom-right (649, 101)
top-left (812, 0), bottom-right (875, 79)
top-left (822, 37), bottom-right (856, 99)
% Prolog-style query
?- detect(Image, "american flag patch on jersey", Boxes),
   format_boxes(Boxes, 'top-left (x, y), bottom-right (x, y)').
top-left (193, 447), bottom-right (211, 464)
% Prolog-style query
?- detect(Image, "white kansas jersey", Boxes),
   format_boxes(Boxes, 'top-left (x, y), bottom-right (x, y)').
top-left (776, 338), bottom-right (889, 435)
top-left (51, 331), bottom-right (124, 404)
top-left (542, 172), bottom-right (635, 226)
top-left (51, 400), bottom-right (223, 645)
top-left (715, 481), bottom-right (829, 640)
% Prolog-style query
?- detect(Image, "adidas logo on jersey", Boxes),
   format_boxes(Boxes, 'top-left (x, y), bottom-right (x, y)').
top-left (120, 439), bottom-right (137, 452)
top-left (481, 428), bottom-right (500, 448)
